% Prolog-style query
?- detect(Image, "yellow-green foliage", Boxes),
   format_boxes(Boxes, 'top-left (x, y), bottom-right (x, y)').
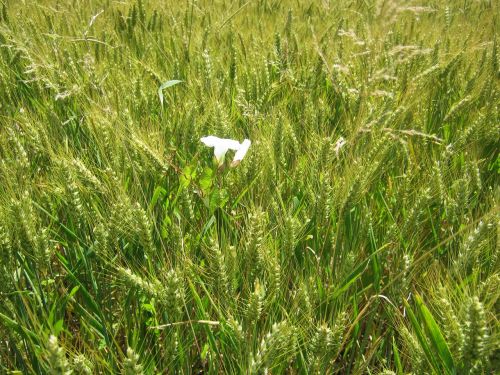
top-left (0, 0), bottom-right (497, 373)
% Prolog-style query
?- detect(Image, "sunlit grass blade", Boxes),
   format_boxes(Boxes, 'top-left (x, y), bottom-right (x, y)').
top-left (415, 294), bottom-right (456, 374)
top-left (403, 298), bottom-right (441, 373)
top-left (158, 79), bottom-right (183, 107)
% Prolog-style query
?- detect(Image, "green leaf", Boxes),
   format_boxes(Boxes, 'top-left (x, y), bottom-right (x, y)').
top-left (161, 215), bottom-right (172, 239)
top-left (68, 285), bottom-right (80, 298)
top-left (368, 226), bottom-right (381, 292)
top-left (209, 188), bottom-right (228, 211)
top-left (331, 260), bottom-right (368, 299)
top-left (199, 167), bottom-right (214, 193)
top-left (56, 253), bottom-right (109, 346)
top-left (201, 342), bottom-right (210, 361)
top-left (0, 312), bottom-right (38, 342)
top-left (150, 186), bottom-right (167, 209)
top-left (393, 336), bottom-right (403, 375)
top-left (53, 319), bottom-right (64, 335)
top-left (403, 299), bottom-right (441, 373)
top-left (200, 215), bottom-right (216, 240)
top-left (56, 254), bottom-right (101, 319)
top-left (141, 302), bottom-right (155, 314)
top-left (179, 165), bottom-right (195, 189)
top-left (41, 278), bottom-right (55, 286)
top-left (415, 294), bottom-right (456, 374)
top-left (158, 79), bottom-right (182, 107)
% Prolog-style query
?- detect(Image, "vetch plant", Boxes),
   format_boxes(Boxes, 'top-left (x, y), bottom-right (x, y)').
top-left (197, 136), bottom-right (251, 212)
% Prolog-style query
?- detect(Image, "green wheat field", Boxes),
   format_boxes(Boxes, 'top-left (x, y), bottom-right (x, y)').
top-left (0, 0), bottom-right (498, 373)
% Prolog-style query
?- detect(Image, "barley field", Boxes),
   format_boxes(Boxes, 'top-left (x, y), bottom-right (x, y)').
top-left (0, 0), bottom-right (498, 373)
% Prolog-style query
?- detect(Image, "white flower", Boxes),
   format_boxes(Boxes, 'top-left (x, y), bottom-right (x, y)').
top-left (200, 136), bottom-right (251, 166)
top-left (231, 139), bottom-right (251, 167)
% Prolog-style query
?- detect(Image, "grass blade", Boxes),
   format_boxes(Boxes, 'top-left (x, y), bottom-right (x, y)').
top-left (415, 294), bottom-right (456, 374)
top-left (158, 79), bottom-right (183, 107)
top-left (403, 298), bottom-right (440, 373)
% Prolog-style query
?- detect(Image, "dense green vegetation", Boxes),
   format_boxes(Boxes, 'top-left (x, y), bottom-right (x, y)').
top-left (0, 0), bottom-right (498, 373)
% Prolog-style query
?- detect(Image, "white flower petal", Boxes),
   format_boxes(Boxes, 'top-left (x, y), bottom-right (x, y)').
top-left (200, 136), bottom-right (239, 165)
top-left (201, 135), bottom-right (252, 167)
top-left (223, 139), bottom-right (242, 151)
top-left (231, 139), bottom-right (251, 167)
top-left (200, 136), bottom-right (220, 147)
top-left (213, 145), bottom-right (229, 164)
top-left (233, 139), bottom-right (251, 162)
top-left (201, 136), bottom-right (241, 150)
